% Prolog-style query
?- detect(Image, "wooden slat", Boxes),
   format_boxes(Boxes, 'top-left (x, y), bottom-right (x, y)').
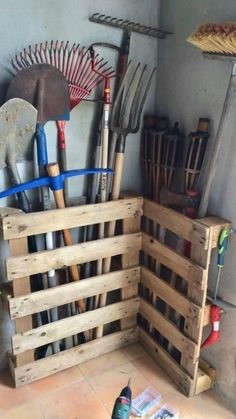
top-left (181, 227), bottom-right (214, 395)
top-left (141, 267), bottom-right (202, 325)
top-left (7, 233), bottom-right (142, 281)
top-left (9, 267), bottom-right (140, 319)
top-left (2, 197), bottom-right (143, 240)
top-left (139, 328), bottom-right (193, 396)
top-left (203, 303), bottom-right (211, 326)
top-left (12, 298), bottom-right (139, 355)
top-left (13, 328), bottom-right (138, 386)
top-left (195, 369), bottom-right (212, 395)
top-left (143, 199), bottom-right (210, 249)
top-left (121, 213), bottom-right (140, 330)
top-left (142, 233), bottom-right (207, 289)
top-left (140, 298), bottom-right (198, 362)
top-left (7, 233), bottom-right (34, 367)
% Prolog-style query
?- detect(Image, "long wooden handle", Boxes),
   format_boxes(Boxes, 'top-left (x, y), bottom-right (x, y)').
top-left (47, 163), bottom-right (86, 314)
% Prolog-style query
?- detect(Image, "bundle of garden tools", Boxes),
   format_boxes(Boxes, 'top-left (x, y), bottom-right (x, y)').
top-left (0, 20), bottom-right (156, 358)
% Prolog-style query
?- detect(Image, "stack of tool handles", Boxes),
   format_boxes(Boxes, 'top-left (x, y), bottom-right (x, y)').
top-left (0, 33), bottom-right (156, 360)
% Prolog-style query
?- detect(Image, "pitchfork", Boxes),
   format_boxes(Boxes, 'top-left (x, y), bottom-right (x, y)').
top-left (95, 61), bottom-right (156, 338)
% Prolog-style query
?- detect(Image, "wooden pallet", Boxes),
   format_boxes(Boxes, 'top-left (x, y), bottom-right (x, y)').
top-left (0, 196), bottom-right (230, 396)
top-left (140, 198), bottom-right (230, 396)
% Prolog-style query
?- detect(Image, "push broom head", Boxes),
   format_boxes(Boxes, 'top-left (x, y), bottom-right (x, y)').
top-left (187, 22), bottom-right (236, 55)
top-left (11, 41), bottom-right (115, 110)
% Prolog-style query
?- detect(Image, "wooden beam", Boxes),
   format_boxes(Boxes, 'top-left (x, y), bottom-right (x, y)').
top-left (140, 298), bottom-right (198, 362)
top-left (143, 199), bottom-right (210, 249)
top-left (9, 267), bottom-right (140, 319)
top-left (195, 369), bottom-right (212, 395)
top-left (6, 233), bottom-right (142, 281)
top-left (14, 328), bottom-right (138, 386)
top-left (203, 303), bottom-right (211, 326)
top-left (121, 213), bottom-right (140, 330)
top-left (2, 197), bottom-right (143, 240)
top-left (198, 216), bottom-right (231, 248)
top-left (139, 328), bottom-right (193, 396)
top-left (142, 233), bottom-right (207, 289)
top-left (12, 298), bottom-right (139, 354)
top-left (141, 267), bottom-right (202, 325)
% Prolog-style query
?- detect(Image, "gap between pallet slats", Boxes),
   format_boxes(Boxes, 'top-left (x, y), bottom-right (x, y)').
top-left (139, 328), bottom-right (193, 396)
top-left (142, 233), bottom-right (207, 289)
top-left (9, 267), bottom-right (140, 319)
top-left (2, 197), bottom-right (143, 239)
top-left (13, 328), bottom-right (138, 386)
top-left (12, 298), bottom-right (139, 355)
top-left (141, 267), bottom-right (202, 326)
top-left (139, 298), bottom-right (198, 364)
top-left (6, 233), bottom-right (142, 281)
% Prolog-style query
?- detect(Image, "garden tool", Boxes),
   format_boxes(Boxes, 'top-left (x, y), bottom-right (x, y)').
top-left (12, 41), bottom-right (114, 202)
top-left (95, 62), bottom-right (156, 338)
top-left (6, 63), bottom-right (70, 353)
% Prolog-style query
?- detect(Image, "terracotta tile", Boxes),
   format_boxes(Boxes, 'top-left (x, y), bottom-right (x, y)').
top-left (38, 380), bottom-right (110, 419)
top-left (121, 343), bottom-right (146, 361)
top-left (167, 390), bottom-right (236, 419)
top-left (88, 361), bottom-right (155, 414)
top-left (0, 401), bottom-right (42, 419)
top-left (0, 369), bottom-right (33, 411)
top-left (132, 354), bottom-right (177, 395)
top-left (78, 349), bottom-right (129, 378)
top-left (29, 366), bottom-right (83, 396)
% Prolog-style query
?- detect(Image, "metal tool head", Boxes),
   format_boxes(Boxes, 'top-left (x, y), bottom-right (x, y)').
top-left (110, 61), bottom-right (156, 135)
top-left (6, 63), bottom-right (70, 124)
top-left (0, 98), bottom-right (37, 169)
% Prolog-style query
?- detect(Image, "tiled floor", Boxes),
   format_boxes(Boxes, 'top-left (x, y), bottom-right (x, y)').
top-left (0, 344), bottom-right (235, 419)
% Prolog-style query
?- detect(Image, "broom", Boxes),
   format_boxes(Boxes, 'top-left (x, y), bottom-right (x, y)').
top-left (187, 22), bottom-right (236, 54)
top-left (12, 41), bottom-right (115, 202)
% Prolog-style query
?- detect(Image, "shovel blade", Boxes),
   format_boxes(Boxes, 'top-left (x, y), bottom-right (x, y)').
top-left (0, 98), bottom-right (37, 169)
top-left (6, 64), bottom-right (70, 124)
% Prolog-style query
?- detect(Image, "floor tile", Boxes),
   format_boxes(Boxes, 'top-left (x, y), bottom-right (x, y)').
top-left (167, 390), bottom-right (236, 419)
top-left (78, 349), bottom-right (129, 378)
top-left (121, 343), bottom-right (146, 361)
top-left (38, 380), bottom-right (110, 419)
top-left (29, 366), bottom-right (83, 396)
top-left (0, 369), bottom-right (33, 411)
top-left (0, 401), bottom-right (42, 419)
top-left (87, 361), bottom-right (155, 414)
top-left (132, 354), bottom-right (177, 395)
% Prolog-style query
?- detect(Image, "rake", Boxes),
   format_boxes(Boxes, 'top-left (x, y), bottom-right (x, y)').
top-left (11, 41), bottom-right (115, 201)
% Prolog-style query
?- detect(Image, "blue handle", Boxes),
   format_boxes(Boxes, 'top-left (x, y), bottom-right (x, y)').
top-left (0, 168), bottom-right (114, 199)
top-left (36, 123), bottom-right (48, 167)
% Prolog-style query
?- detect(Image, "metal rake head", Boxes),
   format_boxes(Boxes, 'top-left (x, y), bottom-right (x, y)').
top-left (110, 61), bottom-right (156, 136)
top-left (11, 41), bottom-right (114, 109)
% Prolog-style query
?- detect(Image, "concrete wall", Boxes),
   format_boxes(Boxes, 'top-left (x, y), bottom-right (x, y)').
top-left (158, 0), bottom-right (236, 409)
top-left (0, 0), bottom-right (160, 368)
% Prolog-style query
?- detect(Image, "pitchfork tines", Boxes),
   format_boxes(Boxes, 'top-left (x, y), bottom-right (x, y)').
top-left (111, 62), bottom-right (156, 138)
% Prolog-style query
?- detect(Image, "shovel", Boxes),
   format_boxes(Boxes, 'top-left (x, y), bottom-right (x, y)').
top-left (6, 63), bottom-right (72, 351)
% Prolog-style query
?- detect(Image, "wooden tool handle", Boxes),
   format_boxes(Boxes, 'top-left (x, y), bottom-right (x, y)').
top-left (47, 163), bottom-right (86, 314)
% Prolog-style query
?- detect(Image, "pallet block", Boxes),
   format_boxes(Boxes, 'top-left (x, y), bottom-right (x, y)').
top-left (0, 197), bottom-right (230, 396)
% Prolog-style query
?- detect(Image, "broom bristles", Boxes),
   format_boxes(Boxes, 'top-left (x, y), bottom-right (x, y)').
top-left (187, 22), bottom-right (236, 55)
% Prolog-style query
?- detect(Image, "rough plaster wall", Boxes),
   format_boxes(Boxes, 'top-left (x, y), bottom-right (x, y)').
top-left (0, 0), bottom-right (160, 369)
top-left (158, 0), bottom-right (236, 408)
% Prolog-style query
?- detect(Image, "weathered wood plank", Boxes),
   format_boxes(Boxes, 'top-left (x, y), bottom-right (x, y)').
top-left (139, 328), bottom-right (193, 396)
top-left (143, 199), bottom-right (210, 249)
top-left (141, 267), bottom-right (202, 325)
top-left (195, 369), bottom-right (212, 395)
top-left (2, 197), bottom-right (143, 240)
top-left (121, 214), bottom-right (140, 330)
top-left (140, 298), bottom-right (198, 362)
top-left (142, 233), bottom-right (207, 289)
top-left (198, 216), bottom-right (231, 248)
top-left (7, 233), bottom-right (142, 281)
top-left (14, 328), bottom-right (138, 386)
top-left (9, 267), bottom-right (140, 319)
top-left (12, 298), bottom-right (139, 354)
